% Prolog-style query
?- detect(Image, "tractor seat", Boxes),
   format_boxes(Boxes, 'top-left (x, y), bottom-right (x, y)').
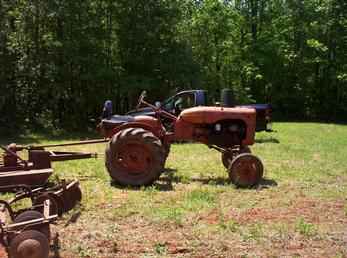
top-left (101, 115), bottom-right (135, 129)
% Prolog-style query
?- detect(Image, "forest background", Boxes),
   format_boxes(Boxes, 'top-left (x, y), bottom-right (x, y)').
top-left (0, 0), bottom-right (346, 133)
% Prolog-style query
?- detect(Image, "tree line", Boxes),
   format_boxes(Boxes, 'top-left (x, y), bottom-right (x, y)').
top-left (1, 0), bottom-right (346, 133)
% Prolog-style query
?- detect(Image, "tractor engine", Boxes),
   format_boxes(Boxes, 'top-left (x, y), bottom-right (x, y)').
top-left (192, 121), bottom-right (246, 148)
top-left (177, 106), bottom-right (254, 147)
top-left (207, 121), bottom-right (246, 147)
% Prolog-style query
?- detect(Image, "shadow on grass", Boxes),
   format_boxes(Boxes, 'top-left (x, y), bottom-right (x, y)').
top-left (110, 168), bottom-right (277, 191)
top-left (257, 178), bottom-right (278, 189)
top-left (110, 168), bottom-right (178, 191)
top-left (255, 138), bottom-right (280, 144)
top-left (51, 233), bottom-right (62, 258)
top-left (190, 176), bottom-right (230, 185)
top-left (64, 211), bottom-right (81, 227)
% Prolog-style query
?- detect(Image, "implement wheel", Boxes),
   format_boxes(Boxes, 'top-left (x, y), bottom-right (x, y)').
top-left (14, 211), bottom-right (50, 241)
top-left (105, 128), bottom-right (165, 186)
top-left (9, 230), bottom-right (49, 258)
top-left (221, 146), bottom-right (251, 169)
top-left (228, 153), bottom-right (263, 188)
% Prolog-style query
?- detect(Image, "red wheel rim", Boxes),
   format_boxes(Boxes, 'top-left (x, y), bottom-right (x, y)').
top-left (114, 142), bottom-right (153, 174)
top-left (231, 155), bottom-right (261, 186)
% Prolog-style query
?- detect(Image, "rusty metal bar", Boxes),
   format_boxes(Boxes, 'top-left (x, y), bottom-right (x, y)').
top-left (48, 151), bottom-right (97, 162)
top-left (4, 215), bottom-right (58, 231)
top-left (26, 138), bottom-right (108, 149)
top-left (141, 99), bottom-right (178, 121)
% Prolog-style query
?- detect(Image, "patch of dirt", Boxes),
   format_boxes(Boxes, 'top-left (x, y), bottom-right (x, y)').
top-left (226, 197), bottom-right (347, 224)
top-left (114, 219), bottom-right (193, 257)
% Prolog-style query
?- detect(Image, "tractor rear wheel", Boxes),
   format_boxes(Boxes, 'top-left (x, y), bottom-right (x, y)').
top-left (228, 153), bottom-right (263, 187)
top-left (221, 146), bottom-right (251, 169)
top-left (105, 128), bottom-right (165, 186)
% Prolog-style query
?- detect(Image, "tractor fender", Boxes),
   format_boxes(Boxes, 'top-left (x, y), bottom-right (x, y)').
top-left (108, 122), bottom-right (165, 140)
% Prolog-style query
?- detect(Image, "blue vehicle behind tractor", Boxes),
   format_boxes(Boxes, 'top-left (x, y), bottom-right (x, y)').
top-left (126, 89), bottom-right (273, 132)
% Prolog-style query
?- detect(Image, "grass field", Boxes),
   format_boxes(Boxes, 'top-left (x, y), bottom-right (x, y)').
top-left (1, 122), bottom-right (347, 258)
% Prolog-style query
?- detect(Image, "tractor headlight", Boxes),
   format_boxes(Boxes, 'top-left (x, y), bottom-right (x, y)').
top-left (215, 123), bottom-right (222, 132)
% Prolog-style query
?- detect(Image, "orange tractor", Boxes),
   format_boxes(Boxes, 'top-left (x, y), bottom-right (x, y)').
top-left (98, 91), bottom-right (263, 187)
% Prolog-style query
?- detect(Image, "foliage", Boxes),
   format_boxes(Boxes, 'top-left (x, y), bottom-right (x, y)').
top-left (0, 0), bottom-right (346, 132)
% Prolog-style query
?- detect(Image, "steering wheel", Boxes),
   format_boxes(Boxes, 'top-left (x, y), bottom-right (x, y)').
top-left (136, 91), bottom-right (146, 110)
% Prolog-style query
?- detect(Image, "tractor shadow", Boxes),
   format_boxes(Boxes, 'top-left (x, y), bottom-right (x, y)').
top-left (110, 168), bottom-right (277, 191)
top-left (162, 169), bottom-right (277, 190)
top-left (257, 178), bottom-right (278, 189)
top-left (189, 176), bottom-right (278, 190)
top-left (189, 176), bottom-right (230, 186)
top-left (255, 138), bottom-right (280, 144)
top-left (110, 168), bottom-right (178, 191)
top-left (191, 177), bottom-right (278, 190)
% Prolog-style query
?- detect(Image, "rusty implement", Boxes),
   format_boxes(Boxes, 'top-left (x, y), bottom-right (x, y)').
top-left (0, 139), bottom-right (106, 187)
top-left (0, 195), bottom-right (58, 258)
top-left (0, 180), bottom-right (82, 218)
top-left (0, 180), bottom-right (82, 258)
top-left (31, 180), bottom-right (82, 215)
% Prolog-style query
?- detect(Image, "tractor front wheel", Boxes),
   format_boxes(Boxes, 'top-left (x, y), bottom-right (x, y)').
top-left (228, 153), bottom-right (263, 187)
top-left (105, 128), bottom-right (165, 186)
top-left (221, 146), bottom-right (251, 169)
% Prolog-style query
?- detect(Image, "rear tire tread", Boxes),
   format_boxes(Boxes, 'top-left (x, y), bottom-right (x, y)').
top-left (105, 127), bottom-right (165, 186)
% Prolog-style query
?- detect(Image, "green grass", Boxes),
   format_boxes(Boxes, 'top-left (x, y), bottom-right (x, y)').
top-left (295, 218), bottom-right (317, 238)
top-left (1, 122), bottom-right (347, 257)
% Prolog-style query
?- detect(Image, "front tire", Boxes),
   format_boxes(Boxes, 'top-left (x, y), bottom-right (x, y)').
top-left (105, 128), bottom-right (165, 186)
top-left (221, 146), bottom-right (251, 169)
top-left (228, 153), bottom-right (263, 187)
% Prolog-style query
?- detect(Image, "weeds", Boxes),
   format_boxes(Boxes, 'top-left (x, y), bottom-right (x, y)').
top-left (218, 219), bottom-right (240, 233)
top-left (243, 223), bottom-right (264, 242)
top-left (154, 242), bottom-right (168, 255)
top-left (152, 206), bottom-right (184, 225)
top-left (295, 218), bottom-right (317, 237)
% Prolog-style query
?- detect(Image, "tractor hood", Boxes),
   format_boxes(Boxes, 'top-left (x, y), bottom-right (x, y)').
top-left (179, 106), bottom-right (256, 124)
